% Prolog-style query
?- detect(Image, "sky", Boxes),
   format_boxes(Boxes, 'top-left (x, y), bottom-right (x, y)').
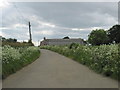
top-left (0, 0), bottom-right (119, 46)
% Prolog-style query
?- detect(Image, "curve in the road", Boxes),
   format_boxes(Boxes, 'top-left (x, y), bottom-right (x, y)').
top-left (3, 49), bottom-right (118, 88)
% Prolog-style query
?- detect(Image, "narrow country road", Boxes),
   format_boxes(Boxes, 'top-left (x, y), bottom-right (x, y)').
top-left (3, 49), bottom-right (118, 88)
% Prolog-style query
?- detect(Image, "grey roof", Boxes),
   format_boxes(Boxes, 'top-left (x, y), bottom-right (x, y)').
top-left (44, 38), bottom-right (83, 42)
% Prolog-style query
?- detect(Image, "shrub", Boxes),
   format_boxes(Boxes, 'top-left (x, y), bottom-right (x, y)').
top-left (2, 45), bottom-right (40, 79)
top-left (40, 44), bottom-right (119, 80)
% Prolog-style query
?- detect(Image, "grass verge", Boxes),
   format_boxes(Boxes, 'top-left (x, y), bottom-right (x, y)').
top-left (40, 44), bottom-right (119, 81)
top-left (2, 45), bottom-right (40, 79)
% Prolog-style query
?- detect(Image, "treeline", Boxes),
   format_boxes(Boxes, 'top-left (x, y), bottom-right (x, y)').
top-left (88, 24), bottom-right (120, 45)
top-left (2, 37), bottom-right (17, 42)
top-left (1, 37), bottom-right (34, 47)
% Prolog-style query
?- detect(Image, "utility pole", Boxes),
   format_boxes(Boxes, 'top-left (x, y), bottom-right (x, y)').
top-left (28, 21), bottom-right (32, 43)
top-left (38, 40), bottom-right (40, 46)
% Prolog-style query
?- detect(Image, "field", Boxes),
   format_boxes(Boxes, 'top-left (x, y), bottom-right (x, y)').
top-left (1, 45), bottom-right (40, 79)
top-left (41, 44), bottom-right (120, 80)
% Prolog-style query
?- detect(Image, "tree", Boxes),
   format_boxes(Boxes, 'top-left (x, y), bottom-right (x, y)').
top-left (13, 39), bottom-right (17, 42)
top-left (108, 25), bottom-right (120, 43)
top-left (88, 29), bottom-right (109, 45)
top-left (6, 38), bottom-right (17, 42)
top-left (63, 36), bottom-right (70, 39)
top-left (2, 37), bottom-right (6, 42)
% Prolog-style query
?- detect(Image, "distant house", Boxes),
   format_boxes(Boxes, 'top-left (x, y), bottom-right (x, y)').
top-left (40, 37), bottom-right (85, 46)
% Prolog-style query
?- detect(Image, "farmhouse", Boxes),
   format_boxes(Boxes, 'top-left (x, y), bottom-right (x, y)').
top-left (40, 37), bottom-right (85, 46)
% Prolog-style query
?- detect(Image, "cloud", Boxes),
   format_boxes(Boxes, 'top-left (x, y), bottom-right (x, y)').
top-left (0, 27), bottom-right (9, 30)
top-left (1, 2), bottom-right (118, 46)
top-left (34, 30), bottom-right (54, 35)
top-left (87, 12), bottom-right (118, 26)
top-left (22, 2), bottom-right (117, 28)
top-left (13, 23), bottom-right (28, 28)
top-left (0, 0), bottom-right (10, 8)
top-left (41, 23), bottom-right (55, 28)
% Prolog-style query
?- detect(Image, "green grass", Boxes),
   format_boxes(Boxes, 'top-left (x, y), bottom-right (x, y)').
top-left (2, 45), bottom-right (40, 79)
top-left (40, 44), bottom-right (120, 80)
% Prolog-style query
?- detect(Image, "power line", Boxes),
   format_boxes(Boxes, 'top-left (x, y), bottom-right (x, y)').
top-left (12, 2), bottom-right (28, 23)
top-left (11, 2), bottom-right (32, 42)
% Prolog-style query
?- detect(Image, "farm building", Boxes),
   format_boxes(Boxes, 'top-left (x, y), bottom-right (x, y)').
top-left (40, 37), bottom-right (85, 46)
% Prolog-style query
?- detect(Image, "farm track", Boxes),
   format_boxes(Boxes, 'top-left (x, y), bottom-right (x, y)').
top-left (3, 49), bottom-right (118, 88)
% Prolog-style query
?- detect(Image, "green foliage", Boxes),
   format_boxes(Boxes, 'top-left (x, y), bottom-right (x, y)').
top-left (2, 37), bottom-right (34, 47)
top-left (2, 37), bottom-right (17, 42)
top-left (108, 25), bottom-right (120, 43)
top-left (40, 44), bottom-right (119, 80)
top-left (63, 36), bottom-right (70, 39)
top-left (2, 42), bottom-right (33, 47)
top-left (88, 29), bottom-right (109, 45)
top-left (2, 45), bottom-right (40, 79)
top-left (69, 43), bottom-right (79, 49)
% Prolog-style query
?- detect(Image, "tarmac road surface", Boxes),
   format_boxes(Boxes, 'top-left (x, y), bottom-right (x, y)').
top-left (3, 49), bottom-right (118, 88)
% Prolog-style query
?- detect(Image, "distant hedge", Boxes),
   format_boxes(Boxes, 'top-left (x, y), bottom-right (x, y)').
top-left (2, 42), bottom-right (34, 47)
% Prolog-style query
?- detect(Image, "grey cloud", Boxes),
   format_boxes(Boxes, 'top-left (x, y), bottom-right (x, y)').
top-left (2, 2), bottom-right (118, 45)
top-left (16, 2), bottom-right (117, 28)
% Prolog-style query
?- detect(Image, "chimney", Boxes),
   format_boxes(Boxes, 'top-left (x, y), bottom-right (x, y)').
top-left (44, 37), bottom-right (46, 40)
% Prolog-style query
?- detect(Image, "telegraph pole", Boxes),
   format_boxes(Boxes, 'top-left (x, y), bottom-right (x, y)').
top-left (28, 21), bottom-right (32, 43)
top-left (38, 40), bottom-right (40, 46)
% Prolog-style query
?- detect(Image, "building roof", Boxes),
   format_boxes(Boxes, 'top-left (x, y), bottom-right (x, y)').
top-left (44, 38), bottom-right (83, 42)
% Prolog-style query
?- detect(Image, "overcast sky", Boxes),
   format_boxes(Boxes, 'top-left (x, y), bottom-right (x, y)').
top-left (1, 1), bottom-right (118, 45)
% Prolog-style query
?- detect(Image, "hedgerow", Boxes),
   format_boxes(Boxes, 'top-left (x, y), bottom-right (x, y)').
top-left (40, 44), bottom-right (119, 80)
top-left (2, 45), bottom-right (40, 79)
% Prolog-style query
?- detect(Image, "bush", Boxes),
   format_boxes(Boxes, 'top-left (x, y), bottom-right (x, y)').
top-left (40, 44), bottom-right (119, 80)
top-left (2, 42), bottom-right (34, 47)
top-left (2, 45), bottom-right (40, 79)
